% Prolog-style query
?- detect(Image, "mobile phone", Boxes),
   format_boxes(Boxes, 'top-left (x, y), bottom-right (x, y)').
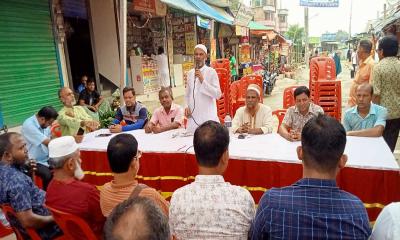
top-left (96, 133), bottom-right (112, 137)
top-left (77, 127), bottom-right (85, 136)
top-left (238, 134), bottom-right (245, 139)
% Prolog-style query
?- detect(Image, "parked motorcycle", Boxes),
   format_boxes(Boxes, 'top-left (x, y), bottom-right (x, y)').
top-left (262, 63), bottom-right (278, 95)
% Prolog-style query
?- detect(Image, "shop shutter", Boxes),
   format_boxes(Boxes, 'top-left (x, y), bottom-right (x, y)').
top-left (0, 0), bottom-right (62, 127)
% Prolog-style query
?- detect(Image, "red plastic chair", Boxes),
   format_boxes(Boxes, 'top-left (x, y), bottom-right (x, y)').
top-left (282, 85), bottom-right (300, 109)
top-left (240, 75), bottom-right (264, 102)
top-left (33, 174), bottom-right (43, 189)
top-left (229, 81), bottom-right (245, 117)
top-left (1, 204), bottom-right (42, 240)
top-left (215, 68), bottom-right (231, 116)
top-left (272, 109), bottom-right (287, 132)
top-left (0, 221), bottom-right (13, 238)
top-left (216, 97), bottom-right (227, 124)
top-left (50, 122), bottom-right (62, 138)
top-left (211, 58), bottom-right (230, 73)
top-left (309, 57), bottom-right (336, 81)
top-left (47, 205), bottom-right (98, 240)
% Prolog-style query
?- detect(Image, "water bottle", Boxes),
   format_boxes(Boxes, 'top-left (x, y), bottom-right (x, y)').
top-left (224, 114), bottom-right (232, 130)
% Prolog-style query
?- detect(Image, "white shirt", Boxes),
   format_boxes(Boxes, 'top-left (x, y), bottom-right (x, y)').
top-left (232, 103), bottom-right (274, 134)
top-left (185, 65), bottom-right (221, 132)
top-left (371, 202), bottom-right (400, 240)
top-left (169, 175), bottom-right (255, 240)
top-left (352, 52), bottom-right (358, 65)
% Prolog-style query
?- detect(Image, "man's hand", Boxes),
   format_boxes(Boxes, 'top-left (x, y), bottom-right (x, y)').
top-left (289, 129), bottom-right (301, 142)
top-left (237, 123), bottom-right (249, 133)
top-left (153, 126), bottom-right (162, 134)
top-left (84, 120), bottom-right (99, 131)
top-left (28, 159), bottom-right (37, 172)
top-left (144, 123), bottom-right (152, 133)
top-left (88, 105), bottom-right (97, 112)
top-left (109, 124), bottom-right (122, 133)
top-left (184, 107), bottom-right (192, 118)
top-left (195, 69), bottom-right (204, 83)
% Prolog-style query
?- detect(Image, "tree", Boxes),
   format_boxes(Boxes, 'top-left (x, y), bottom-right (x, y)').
top-left (285, 24), bottom-right (305, 46)
top-left (335, 30), bottom-right (349, 42)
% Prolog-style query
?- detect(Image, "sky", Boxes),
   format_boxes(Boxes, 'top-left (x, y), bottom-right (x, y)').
top-left (278, 0), bottom-right (388, 36)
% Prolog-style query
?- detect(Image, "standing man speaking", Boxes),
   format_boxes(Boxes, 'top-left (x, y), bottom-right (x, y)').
top-left (185, 44), bottom-right (221, 132)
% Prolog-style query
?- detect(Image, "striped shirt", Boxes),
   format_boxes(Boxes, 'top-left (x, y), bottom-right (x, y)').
top-left (250, 178), bottom-right (371, 239)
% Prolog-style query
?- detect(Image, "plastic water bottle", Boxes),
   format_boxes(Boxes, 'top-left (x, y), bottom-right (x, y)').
top-left (224, 114), bottom-right (232, 130)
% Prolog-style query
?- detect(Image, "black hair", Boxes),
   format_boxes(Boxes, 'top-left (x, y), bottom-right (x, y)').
top-left (301, 114), bottom-right (346, 172)
top-left (158, 46), bottom-right (164, 54)
top-left (86, 78), bottom-right (95, 84)
top-left (359, 39), bottom-right (372, 54)
top-left (158, 87), bottom-right (173, 100)
top-left (0, 132), bottom-right (20, 158)
top-left (37, 106), bottom-right (58, 121)
top-left (294, 86), bottom-right (310, 98)
top-left (104, 197), bottom-right (170, 240)
top-left (193, 121), bottom-right (229, 167)
top-left (107, 134), bottom-right (138, 173)
top-left (123, 87), bottom-right (136, 96)
top-left (378, 35), bottom-right (398, 57)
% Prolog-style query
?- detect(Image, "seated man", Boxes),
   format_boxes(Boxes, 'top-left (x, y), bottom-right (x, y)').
top-left (232, 84), bottom-right (273, 134)
top-left (145, 87), bottom-right (183, 134)
top-left (371, 202), bottom-right (400, 239)
top-left (279, 86), bottom-right (324, 141)
top-left (78, 78), bottom-right (104, 120)
top-left (0, 133), bottom-right (61, 239)
top-left (104, 197), bottom-right (170, 240)
top-left (57, 87), bottom-right (99, 140)
top-left (21, 106), bottom-right (58, 190)
top-left (251, 115), bottom-right (371, 239)
top-left (100, 134), bottom-right (169, 217)
top-left (344, 84), bottom-right (387, 137)
top-left (169, 121), bottom-right (255, 239)
top-left (110, 87), bottom-right (148, 133)
top-left (46, 136), bottom-right (105, 238)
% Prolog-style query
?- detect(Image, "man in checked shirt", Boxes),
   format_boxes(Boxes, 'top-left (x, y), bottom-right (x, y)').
top-left (251, 114), bottom-right (371, 239)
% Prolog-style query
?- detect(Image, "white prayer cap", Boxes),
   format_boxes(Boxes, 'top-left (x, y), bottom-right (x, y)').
top-left (194, 44), bottom-right (207, 54)
top-left (247, 84), bottom-right (261, 96)
top-left (49, 136), bottom-right (79, 158)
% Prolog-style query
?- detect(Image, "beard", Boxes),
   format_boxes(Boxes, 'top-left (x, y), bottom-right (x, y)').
top-left (74, 163), bottom-right (85, 180)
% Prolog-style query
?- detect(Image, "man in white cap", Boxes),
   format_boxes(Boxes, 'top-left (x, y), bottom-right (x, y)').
top-left (232, 84), bottom-right (274, 134)
top-left (45, 136), bottom-right (105, 238)
top-left (185, 44), bottom-right (222, 132)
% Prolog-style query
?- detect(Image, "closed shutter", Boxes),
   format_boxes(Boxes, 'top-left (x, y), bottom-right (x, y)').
top-left (0, 0), bottom-right (62, 127)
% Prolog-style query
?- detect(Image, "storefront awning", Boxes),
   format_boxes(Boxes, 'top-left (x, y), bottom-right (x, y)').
top-left (188, 0), bottom-right (233, 25)
top-left (160, 0), bottom-right (233, 25)
top-left (210, 5), bottom-right (234, 23)
top-left (248, 21), bottom-right (273, 31)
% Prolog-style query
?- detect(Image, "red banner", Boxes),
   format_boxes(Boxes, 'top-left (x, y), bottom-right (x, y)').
top-left (132, 0), bottom-right (156, 14)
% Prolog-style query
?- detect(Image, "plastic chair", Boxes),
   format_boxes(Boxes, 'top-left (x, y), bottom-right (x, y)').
top-left (272, 109), bottom-right (287, 132)
top-left (1, 204), bottom-right (42, 240)
top-left (50, 122), bottom-right (62, 138)
top-left (216, 97), bottom-right (227, 124)
top-left (282, 85), bottom-right (300, 109)
top-left (229, 81), bottom-right (245, 117)
top-left (240, 75), bottom-right (264, 102)
top-left (211, 58), bottom-right (230, 73)
top-left (309, 57), bottom-right (336, 81)
top-left (0, 222), bottom-right (13, 238)
top-left (47, 205), bottom-right (98, 240)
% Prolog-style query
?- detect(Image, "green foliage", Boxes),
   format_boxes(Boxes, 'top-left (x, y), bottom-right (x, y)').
top-left (285, 24), bottom-right (305, 45)
top-left (99, 109), bottom-right (116, 129)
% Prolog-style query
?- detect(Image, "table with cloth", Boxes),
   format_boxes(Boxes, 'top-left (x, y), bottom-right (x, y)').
top-left (79, 129), bottom-right (400, 221)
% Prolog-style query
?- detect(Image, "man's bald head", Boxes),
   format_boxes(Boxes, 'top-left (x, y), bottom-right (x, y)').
top-left (356, 83), bottom-right (373, 96)
top-left (58, 87), bottom-right (75, 107)
top-left (104, 197), bottom-right (170, 240)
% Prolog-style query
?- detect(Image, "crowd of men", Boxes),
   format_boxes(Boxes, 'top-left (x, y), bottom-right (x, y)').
top-left (0, 38), bottom-right (399, 239)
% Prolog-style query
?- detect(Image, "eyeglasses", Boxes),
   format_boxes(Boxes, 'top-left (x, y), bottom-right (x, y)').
top-left (134, 151), bottom-right (142, 160)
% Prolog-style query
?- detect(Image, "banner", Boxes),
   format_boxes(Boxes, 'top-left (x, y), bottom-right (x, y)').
top-left (185, 32), bottom-right (196, 55)
top-left (233, 4), bottom-right (254, 27)
top-left (132, 0), bottom-right (156, 13)
top-left (239, 44), bottom-right (251, 64)
top-left (196, 15), bottom-right (211, 29)
top-left (210, 39), bottom-right (216, 62)
top-left (300, 0), bottom-right (339, 7)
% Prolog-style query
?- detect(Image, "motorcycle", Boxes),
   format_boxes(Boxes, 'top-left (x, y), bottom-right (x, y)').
top-left (262, 63), bottom-right (278, 96)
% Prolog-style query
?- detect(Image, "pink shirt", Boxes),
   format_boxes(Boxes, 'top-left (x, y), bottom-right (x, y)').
top-left (150, 103), bottom-right (184, 127)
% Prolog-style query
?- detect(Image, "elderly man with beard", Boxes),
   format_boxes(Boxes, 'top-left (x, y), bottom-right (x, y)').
top-left (232, 84), bottom-right (274, 135)
top-left (185, 44), bottom-right (222, 133)
top-left (145, 87), bottom-right (184, 134)
top-left (0, 132), bottom-right (61, 239)
top-left (45, 136), bottom-right (105, 238)
top-left (57, 87), bottom-right (99, 140)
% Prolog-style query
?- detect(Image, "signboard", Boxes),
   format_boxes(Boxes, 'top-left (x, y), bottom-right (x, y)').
top-left (239, 44), bottom-right (251, 64)
top-left (233, 3), bottom-right (254, 27)
top-left (210, 39), bottom-right (216, 62)
top-left (197, 15), bottom-right (211, 29)
top-left (300, 0), bottom-right (339, 7)
top-left (235, 25), bottom-right (249, 36)
top-left (185, 32), bottom-right (196, 55)
top-left (132, 0), bottom-right (156, 13)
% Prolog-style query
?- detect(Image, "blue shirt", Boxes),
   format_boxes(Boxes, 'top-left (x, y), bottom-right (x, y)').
top-left (21, 115), bottom-right (51, 166)
top-left (343, 103), bottom-right (387, 132)
top-left (77, 84), bottom-right (85, 93)
top-left (113, 103), bottom-right (148, 131)
top-left (251, 178), bottom-right (371, 240)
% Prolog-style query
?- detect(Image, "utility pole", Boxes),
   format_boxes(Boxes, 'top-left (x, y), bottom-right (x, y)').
top-left (349, 0), bottom-right (352, 41)
top-left (304, 6), bottom-right (309, 66)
